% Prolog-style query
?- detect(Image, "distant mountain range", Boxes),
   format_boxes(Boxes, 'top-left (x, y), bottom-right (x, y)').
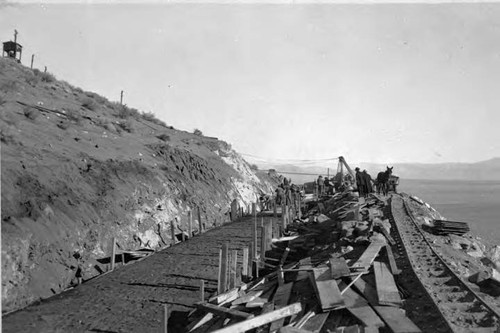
top-left (257, 157), bottom-right (500, 183)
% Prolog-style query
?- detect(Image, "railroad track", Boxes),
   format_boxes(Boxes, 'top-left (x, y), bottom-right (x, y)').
top-left (389, 193), bottom-right (499, 333)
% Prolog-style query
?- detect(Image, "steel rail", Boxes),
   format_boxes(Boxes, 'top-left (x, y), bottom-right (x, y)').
top-left (399, 194), bottom-right (500, 320)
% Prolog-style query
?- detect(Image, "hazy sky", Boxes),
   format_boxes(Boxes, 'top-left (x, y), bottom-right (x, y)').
top-left (1, 2), bottom-right (500, 165)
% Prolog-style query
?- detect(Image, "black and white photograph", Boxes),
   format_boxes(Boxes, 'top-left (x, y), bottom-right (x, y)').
top-left (1, 0), bottom-right (500, 332)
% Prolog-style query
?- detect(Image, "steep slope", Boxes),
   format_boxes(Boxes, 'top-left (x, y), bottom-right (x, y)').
top-left (0, 58), bottom-right (278, 313)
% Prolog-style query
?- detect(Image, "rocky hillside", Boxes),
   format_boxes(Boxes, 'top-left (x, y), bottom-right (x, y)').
top-left (0, 58), bottom-right (279, 313)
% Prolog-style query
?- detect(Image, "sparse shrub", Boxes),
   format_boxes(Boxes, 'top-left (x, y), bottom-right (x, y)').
top-left (74, 87), bottom-right (84, 94)
top-left (40, 72), bottom-right (56, 83)
top-left (250, 164), bottom-right (259, 171)
top-left (0, 95), bottom-right (6, 106)
top-left (117, 120), bottom-right (134, 133)
top-left (141, 111), bottom-right (167, 127)
top-left (193, 128), bottom-right (203, 136)
top-left (32, 69), bottom-right (55, 83)
top-left (24, 73), bottom-right (40, 87)
top-left (157, 133), bottom-right (170, 142)
top-left (116, 105), bottom-right (140, 119)
top-left (23, 107), bottom-right (39, 120)
top-left (168, 126), bottom-right (174, 130)
top-left (152, 118), bottom-right (167, 127)
top-left (84, 91), bottom-right (107, 105)
top-left (81, 97), bottom-right (97, 111)
top-left (0, 79), bottom-right (18, 92)
top-left (141, 111), bottom-right (156, 122)
top-left (57, 120), bottom-right (70, 130)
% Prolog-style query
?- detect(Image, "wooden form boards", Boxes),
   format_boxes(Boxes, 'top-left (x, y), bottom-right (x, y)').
top-left (329, 257), bottom-right (350, 279)
top-left (374, 306), bottom-right (421, 333)
top-left (350, 241), bottom-right (384, 271)
top-left (311, 267), bottom-right (345, 311)
top-left (373, 261), bottom-right (402, 307)
top-left (269, 282), bottom-right (294, 332)
top-left (212, 302), bottom-right (302, 333)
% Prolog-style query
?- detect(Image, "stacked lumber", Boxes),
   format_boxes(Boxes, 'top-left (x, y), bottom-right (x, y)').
top-left (433, 220), bottom-right (470, 235)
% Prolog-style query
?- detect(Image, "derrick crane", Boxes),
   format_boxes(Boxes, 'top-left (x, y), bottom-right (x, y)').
top-left (332, 156), bottom-right (356, 189)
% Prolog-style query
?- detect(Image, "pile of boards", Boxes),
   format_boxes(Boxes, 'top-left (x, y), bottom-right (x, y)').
top-left (433, 220), bottom-right (470, 236)
top-left (184, 194), bottom-right (422, 333)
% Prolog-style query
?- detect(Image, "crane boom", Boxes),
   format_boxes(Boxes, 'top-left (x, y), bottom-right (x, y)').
top-left (338, 156), bottom-right (355, 184)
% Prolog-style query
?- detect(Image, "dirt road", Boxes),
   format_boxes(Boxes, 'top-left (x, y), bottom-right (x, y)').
top-left (3, 214), bottom-right (272, 333)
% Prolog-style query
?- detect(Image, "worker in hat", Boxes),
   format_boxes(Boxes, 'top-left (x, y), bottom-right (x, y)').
top-left (355, 167), bottom-right (365, 197)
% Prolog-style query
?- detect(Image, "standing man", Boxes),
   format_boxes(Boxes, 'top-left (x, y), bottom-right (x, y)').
top-left (355, 167), bottom-right (365, 198)
top-left (317, 175), bottom-right (324, 197)
top-left (362, 170), bottom-right (373, 194)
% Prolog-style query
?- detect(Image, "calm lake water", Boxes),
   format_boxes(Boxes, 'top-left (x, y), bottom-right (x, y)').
top-left (398, 179), bottom-right (500, 246)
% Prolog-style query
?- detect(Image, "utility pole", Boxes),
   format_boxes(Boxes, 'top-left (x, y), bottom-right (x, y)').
top-left (120, 90), bottom-right (124, 105)
top-left (30, 54), bottom-right (34, 69)
top-left (44, 66), bottom-right (47, 73)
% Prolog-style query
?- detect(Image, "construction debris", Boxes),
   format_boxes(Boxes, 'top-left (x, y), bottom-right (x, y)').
top-left (183, 192), bottom-right (421, 333)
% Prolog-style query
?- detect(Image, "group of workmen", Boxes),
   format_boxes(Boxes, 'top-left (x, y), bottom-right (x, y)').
top-left (274, 177), bottom-right (300, 206)
top-left (355, 167), bottom-right (374, 197)
top-left (314, 175), bottom-right (336, 196)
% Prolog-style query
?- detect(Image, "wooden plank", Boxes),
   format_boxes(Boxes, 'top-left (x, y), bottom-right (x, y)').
top-left (256, 302), bottom-right (275, 333)
top-left (280, 247), bottom-right (291, 267)
top-left (329, 257), bottom-right (350, 279)
top-left (217, 249), bottom-right (223, 294)
top-left (242, 247), bottom-right (249, 279)
top-left (341, 286), bottom-right (368, 308)
top-left (247, 285), bottom-right (276, 308)
top-left (200, 279), bottom-right (205, 302)
top-left (350, 241), bottom-right (384, 270)
top-left (162, 304), bottom-right (168, 333)
top-left (301, 312), bottom-right (329, 333)
top-left (374, 306), bottom-right (421, 333)
top-left (296, 257), bottom-right (312, 281)
top-left (212, 303), bottom-right (302, 333)
top-left (373, 261), bottom-right (402, 307)
top-left (248, 242), bottom-right (254, 279)
top-left (260, 227), bottom-right (266, 260)
top-left (195, 302), bottom-right (254, 320)
top-left (385, 245), bottom-right (401, 275)
top-left (230, 250), bottom-right (238, 289)
top-left (110, 237), bottom-right (116, 270)
top-left (232, 289), bottom-right (265, 306)
top-left (219, 243), bottom-right (229, 292)
top-left (282, 202), bottom-right (287, 230)
top-left (348, 307), bottom-right (384, 328)
top-left (265, 221), bottom-right (273, 252)
top-left (197, 206), bottom-right (203, 233)
top-left (364, 327), bottom-right (379, 333)
top-left (353, 277), bottom-right (378, 306)
top-left (278, 327), bottom-right (313, 333)
top-left (254, 207), bottom-right (258, 259)
top-left (188, 210), bottom-right (193, 238)
top-left (311, 267), bottom-right (345, 311)
top-left (269, 282), bottom-right (294, 332)
top-left (210, 287), bottom-right (240, 305)
top-left (335, 325), bottom-right (362, 333)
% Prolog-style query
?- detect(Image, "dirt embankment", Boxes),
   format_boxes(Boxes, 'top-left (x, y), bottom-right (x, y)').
top-left (0, 58), bottom-right (279, 313)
